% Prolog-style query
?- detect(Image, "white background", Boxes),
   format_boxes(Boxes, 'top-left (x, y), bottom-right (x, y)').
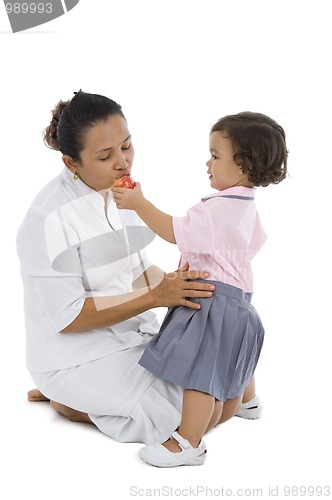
top-left (1, 1), bottom-right (331, 499)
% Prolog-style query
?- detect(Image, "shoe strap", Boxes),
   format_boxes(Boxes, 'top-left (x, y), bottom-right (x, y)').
top-left (242, 395), bottom-right (260, 409)
top-left (171, 431), bottom-right (192, 450)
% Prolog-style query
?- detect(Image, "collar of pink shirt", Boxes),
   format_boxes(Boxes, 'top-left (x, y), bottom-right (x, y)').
top-left (201, 186), bottom-right (256, 202)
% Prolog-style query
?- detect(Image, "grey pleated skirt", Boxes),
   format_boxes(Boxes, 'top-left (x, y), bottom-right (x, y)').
top-left (138, 280), bottom-right (265, 401)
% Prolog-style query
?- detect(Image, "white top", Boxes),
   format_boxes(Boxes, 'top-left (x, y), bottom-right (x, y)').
top-left (16, 168), bottom-right (159, 372)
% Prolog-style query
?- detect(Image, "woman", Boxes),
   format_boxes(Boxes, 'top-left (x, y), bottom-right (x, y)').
top-left (18, 91), bottom-right (260, 446)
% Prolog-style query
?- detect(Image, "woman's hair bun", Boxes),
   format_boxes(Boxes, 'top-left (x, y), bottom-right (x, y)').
top-left (43, 91), bottom-right (125, 160)
top-left (43, 99), bottom-right (70, 151)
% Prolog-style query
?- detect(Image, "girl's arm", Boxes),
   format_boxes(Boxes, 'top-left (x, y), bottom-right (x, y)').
top-left (111, 182), bottom-right (176, 243)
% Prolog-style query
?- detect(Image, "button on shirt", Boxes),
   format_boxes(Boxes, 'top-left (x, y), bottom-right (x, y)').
top-left (172, 187), bottom-right (267, 293)
top-left (16, 168), bottom-right (159, 372)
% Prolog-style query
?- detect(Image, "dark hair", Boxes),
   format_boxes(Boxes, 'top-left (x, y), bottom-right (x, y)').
top-left (211, 111), bottom-right (288, 187)
top-left (43, 90), bottom-right (125, 161)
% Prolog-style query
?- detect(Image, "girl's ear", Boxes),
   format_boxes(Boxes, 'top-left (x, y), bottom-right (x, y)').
top-left (62, 155), bottom-right (79, 175)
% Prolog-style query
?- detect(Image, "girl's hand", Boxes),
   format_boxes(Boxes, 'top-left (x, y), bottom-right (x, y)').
top-left (111, 182), bottom-right (144, 210)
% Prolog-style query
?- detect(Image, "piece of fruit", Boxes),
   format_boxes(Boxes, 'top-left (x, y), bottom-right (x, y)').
top-left (113, 174), bottom-right (135, 189)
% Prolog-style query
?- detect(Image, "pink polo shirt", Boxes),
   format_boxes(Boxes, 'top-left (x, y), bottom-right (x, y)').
top-left (172, 187), bottom-right (267, 293)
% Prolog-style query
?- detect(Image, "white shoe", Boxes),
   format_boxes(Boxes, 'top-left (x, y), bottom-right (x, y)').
top-left (139, 431), bottom-right (207, 467)
top-left (235, 395), bottom-right (262, 419)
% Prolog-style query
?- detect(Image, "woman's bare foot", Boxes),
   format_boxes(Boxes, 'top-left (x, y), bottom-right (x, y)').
top-left (50, 401), bottom-right (92, 424)
top-left (27, 388), bottom-right (92, 425)
top-left (27, 388), bottom-right (50, 402)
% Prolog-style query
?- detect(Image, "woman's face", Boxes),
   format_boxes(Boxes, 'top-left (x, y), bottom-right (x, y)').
top-left (64, 114), bottom-right (134, 191)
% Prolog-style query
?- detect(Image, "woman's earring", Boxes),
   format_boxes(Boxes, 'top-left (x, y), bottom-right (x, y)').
top-left (73, 173), bottom-right (79, 180)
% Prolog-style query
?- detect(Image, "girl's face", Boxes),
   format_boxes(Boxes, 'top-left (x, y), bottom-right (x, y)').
top-left (63, 114), bottom-right (134, 192)
top-left (206, 132), bottom-right (253, 190)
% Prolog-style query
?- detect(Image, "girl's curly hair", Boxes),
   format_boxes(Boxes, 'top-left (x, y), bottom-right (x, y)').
top-left (211, 112), bottom-right (288, 186)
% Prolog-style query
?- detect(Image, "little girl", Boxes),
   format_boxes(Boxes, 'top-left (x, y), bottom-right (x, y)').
top-left (111, 111), bottom-right (288, 467)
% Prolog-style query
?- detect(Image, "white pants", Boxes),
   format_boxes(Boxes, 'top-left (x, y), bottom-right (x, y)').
top-left (31, 343), bottom-right (183, 445)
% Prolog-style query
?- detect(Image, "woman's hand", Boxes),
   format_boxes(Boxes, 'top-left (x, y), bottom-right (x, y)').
top-left (150, 262), bottom-right (215, 310)
top-left (111, 182), bottom-right (145, 210)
